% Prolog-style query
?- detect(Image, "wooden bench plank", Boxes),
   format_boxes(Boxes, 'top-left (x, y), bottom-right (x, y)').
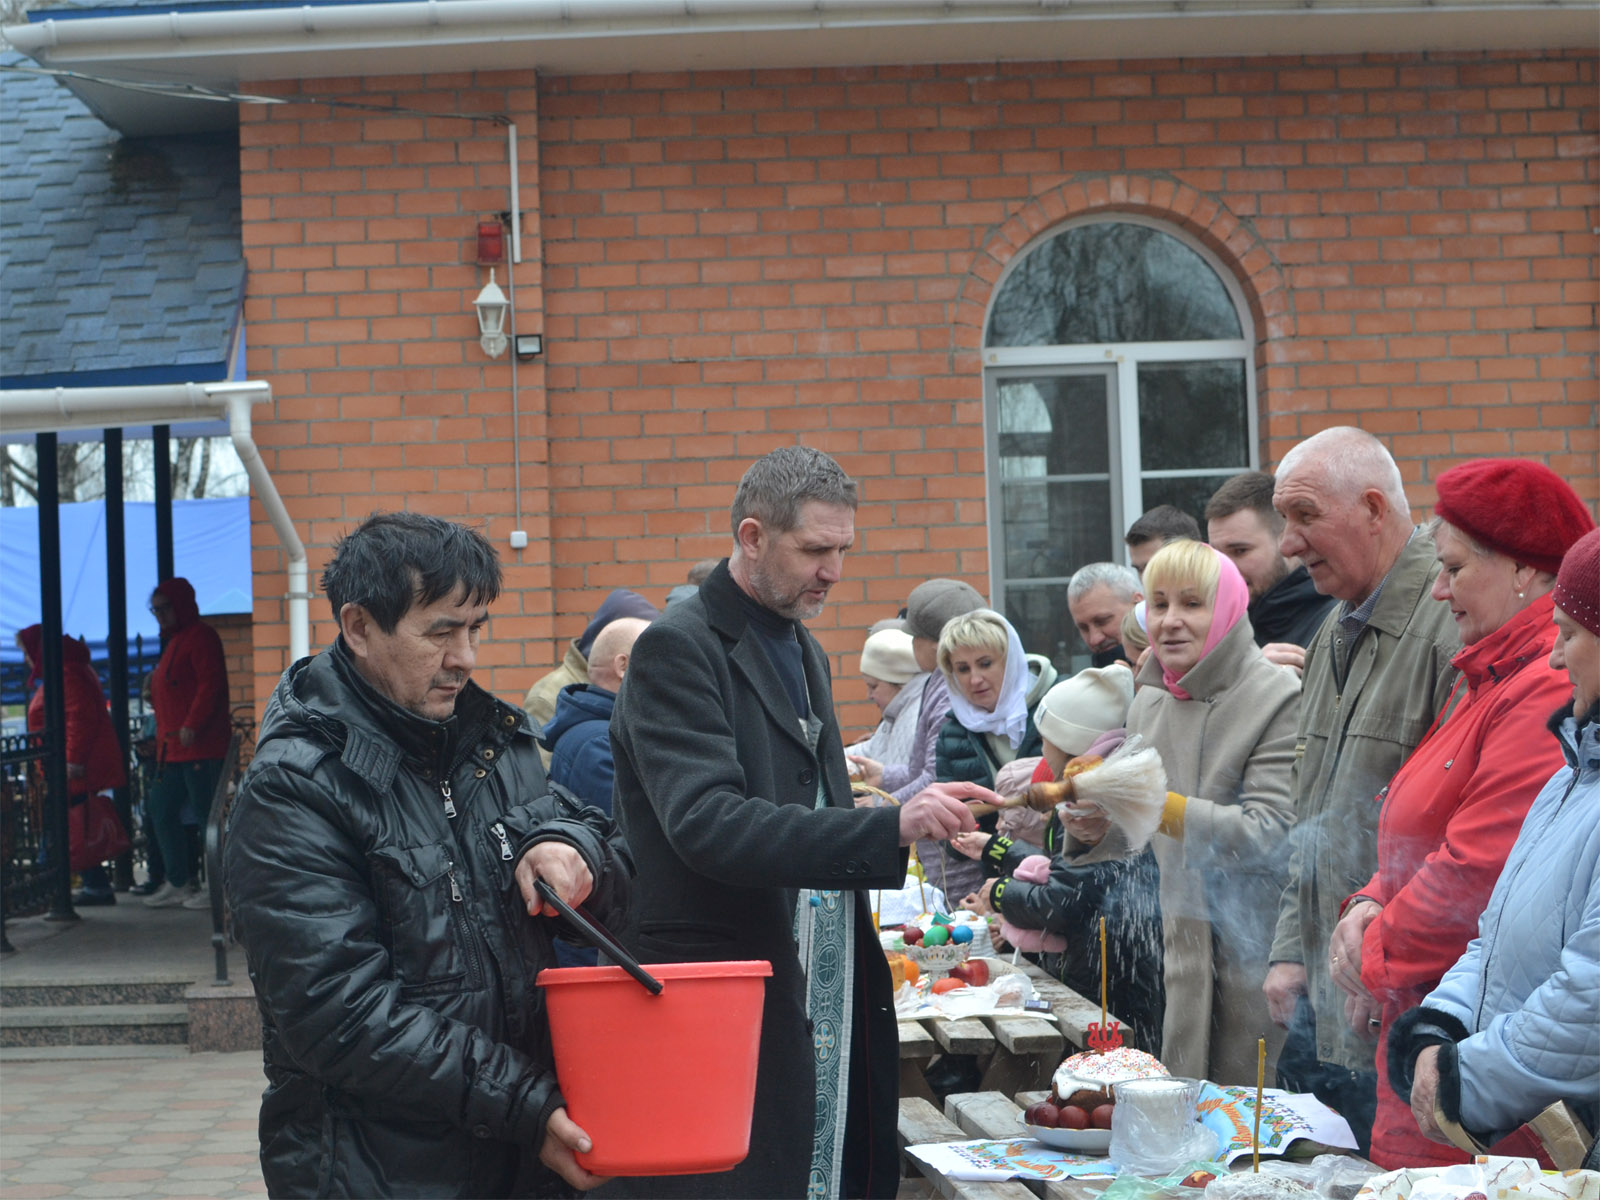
top-left (946, 1092), bottom-right (1108, 1200)
top-left (898, 1097), bottom-right (1039, 1200)
top-left (899, 1018), bottom-right (941, 1060)
top-left (900, 1096), bottom-right (966, 1148)
top-left (945, 1091), bottom-right (1030, 1141)
top-left (1021, 969), bottom-right (1126, 1052)
top-left (987, 1014), bottom-right (1065, 1056)
top-left (929, 1015), bottom-right (996, 1056)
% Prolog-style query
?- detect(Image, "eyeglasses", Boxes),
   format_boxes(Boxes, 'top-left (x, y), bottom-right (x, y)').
top-left (148, 602), bottom-right (173, 616)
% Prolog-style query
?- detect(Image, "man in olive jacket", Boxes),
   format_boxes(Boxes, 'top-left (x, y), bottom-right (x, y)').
top-left (1263, 428), bottom-right (1459, 1152)
top-left (610, 446), bottom-right (975, 1199)
top-left (226, 513), bottom-right (631, 1198)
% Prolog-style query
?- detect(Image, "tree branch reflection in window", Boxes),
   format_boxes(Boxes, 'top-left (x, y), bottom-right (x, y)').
top-left (986, 223), bottom-right (1242, 347)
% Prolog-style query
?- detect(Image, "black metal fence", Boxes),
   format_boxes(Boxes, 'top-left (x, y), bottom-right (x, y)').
top-left (1, 704), bottom-right (256, 952)
top-left (1, 729), bottom-right (58, 934)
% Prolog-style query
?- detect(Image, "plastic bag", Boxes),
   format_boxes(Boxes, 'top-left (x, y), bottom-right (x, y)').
top-left (1098, 1161), bottom-right (1226, 1200)
top-left (1207, 1171), bottom-right (1319, 1200)
top-left (1109, 1077), bottom-right (1219, 1176)
top-left (927, 971), bottom-right (1032, 1018)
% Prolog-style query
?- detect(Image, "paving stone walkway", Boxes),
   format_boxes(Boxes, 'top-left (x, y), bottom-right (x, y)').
top-left (0, 1050), bottom-right (266, 1199)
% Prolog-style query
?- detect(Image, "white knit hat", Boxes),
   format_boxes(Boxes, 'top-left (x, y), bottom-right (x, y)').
top-left (859, 629), bottom-right (920, 685)
top-left (1033, 664), bottom-right (1135, 757)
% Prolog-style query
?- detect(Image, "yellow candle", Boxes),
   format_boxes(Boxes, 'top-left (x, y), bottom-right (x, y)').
top-left (1253, 1036), bottom-right (1265, 1172)
top-left (1099, 916), bottom-right (1108, 1034)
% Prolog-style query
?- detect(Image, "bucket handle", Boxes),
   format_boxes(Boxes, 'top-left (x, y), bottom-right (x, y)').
top-left (535, 879), bottom-right (664, 996)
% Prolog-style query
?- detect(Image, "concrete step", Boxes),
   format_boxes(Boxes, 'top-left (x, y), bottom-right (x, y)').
top-left (0, 1042), bottom-right (191, 1062)
top-left (0, 980), bottom-right (190, 1008)
top-left (0, 1002), bottom-right (188, 1048)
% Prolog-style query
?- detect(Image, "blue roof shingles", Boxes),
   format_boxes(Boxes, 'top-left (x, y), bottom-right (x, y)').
top-left (0, 53), bottom-right (245, 385)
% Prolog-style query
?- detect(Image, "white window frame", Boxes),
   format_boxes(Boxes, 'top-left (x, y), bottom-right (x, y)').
top-left (981, 214), bottom-right (1259, 609)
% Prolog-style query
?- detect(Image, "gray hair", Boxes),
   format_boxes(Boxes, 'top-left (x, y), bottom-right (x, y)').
top-left (1426, 516), bottom-right (1492, 559)
top-left (729, 445), bottom-right (858, 536)
top-left (1277, 426), bottom-right (1410, 519)
top-left (1068, 561), bottom-right (1142, 605)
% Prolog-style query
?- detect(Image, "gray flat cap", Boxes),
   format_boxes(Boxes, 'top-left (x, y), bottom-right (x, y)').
top-left (904, 578), bottom-right (987, 642)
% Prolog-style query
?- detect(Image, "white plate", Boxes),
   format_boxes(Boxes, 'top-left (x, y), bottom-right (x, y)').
top-left (1026, 1124), bottom-right (1112, 1153)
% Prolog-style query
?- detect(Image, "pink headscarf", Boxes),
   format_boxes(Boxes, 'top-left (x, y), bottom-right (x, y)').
top-left (1157, 546), bottom-right (1250, 701)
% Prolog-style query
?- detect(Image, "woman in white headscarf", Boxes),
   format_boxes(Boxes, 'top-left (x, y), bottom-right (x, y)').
top-left (931, 609), bottom-right (1047, 902)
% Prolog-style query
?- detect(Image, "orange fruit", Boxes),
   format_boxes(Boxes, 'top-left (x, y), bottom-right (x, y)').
top-left (903, 959), bottom-right (920, 985)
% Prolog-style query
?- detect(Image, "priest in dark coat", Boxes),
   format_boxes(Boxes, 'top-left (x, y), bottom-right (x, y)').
top-left (609, 446), bottom-right (974, 1199)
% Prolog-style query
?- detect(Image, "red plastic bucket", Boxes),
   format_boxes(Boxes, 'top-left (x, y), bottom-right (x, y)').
top-left (537, 959), bottom-right (772, 1176)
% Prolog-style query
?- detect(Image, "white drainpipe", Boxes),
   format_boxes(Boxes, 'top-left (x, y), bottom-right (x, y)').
top-left (0, 380), bottom-right (311, 663)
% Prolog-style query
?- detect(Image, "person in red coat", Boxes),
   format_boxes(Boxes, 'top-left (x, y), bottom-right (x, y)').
top-left (1326, 458), bottom-right (1596, 1168)
top-left (17, 625), bottom-right (129, 904)
top-left (143, 577), bottom-right (231, 909)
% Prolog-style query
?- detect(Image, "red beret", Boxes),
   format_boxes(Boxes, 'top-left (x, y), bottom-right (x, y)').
top-left (1434, 458), bottom-right (1595, 576)
top-left (1555, 527), bottom-right (1600, 639)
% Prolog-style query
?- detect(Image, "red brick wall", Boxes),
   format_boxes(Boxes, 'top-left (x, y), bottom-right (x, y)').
top-left (240, 52), bottom-right (1598, 731)
top-left (239, 72), bottom-right (554, 715)
top-left (207, 612), bottom-right (256, 719)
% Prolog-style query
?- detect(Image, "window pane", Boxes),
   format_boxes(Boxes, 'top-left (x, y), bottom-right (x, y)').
top-left (986, 222), bottom-right (1243, 347)
top-left (995, 374), bottom-right (1110, 479)
top-left (1001, 480), bottom-right (1113, 581)
top-left (1004, 583), bottom-right (1092, 676)
top-left (1140, 474), bottom-right (1237, 530)
top-left (1138, 360), bottom-right (1249, 471)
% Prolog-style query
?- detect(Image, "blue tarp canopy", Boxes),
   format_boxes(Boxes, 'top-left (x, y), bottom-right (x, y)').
top-left (0, 497), bottom-right (250, 702)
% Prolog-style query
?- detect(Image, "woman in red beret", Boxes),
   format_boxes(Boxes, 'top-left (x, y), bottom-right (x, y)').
top-left (1326, 457), bottom-right (1595, 1167)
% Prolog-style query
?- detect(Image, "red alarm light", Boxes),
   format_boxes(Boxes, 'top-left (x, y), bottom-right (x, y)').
top-left (476, 220), bottom-right (505, 265)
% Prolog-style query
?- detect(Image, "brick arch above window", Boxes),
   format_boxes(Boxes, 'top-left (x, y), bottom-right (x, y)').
top-left (953, 175), bottom-right (1289, 361)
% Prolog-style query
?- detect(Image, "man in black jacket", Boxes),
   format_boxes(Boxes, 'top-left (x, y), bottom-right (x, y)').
top-left (611, 446), bottom-right (975, 1199)
top-left (1206, 470), bottom-right (1338, 675)
top-left (225, 513), bottom-right (631, 1199)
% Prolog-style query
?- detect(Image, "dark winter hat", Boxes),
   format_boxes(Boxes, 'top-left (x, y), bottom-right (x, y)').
top-left (904, 578), bottom-right (986, 643)
top-left (575, 589), bottom-right (659, 656)
top-left (1554, 527), bottom-right (1600, 639)
top-left (1434, 458), bottom-right (1595, 576)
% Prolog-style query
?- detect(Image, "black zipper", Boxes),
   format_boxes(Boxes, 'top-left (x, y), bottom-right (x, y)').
top-left (445, 858), bottom-right (486, 988)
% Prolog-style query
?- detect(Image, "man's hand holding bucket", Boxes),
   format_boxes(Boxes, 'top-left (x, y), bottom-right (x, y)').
top-left (515, 841), bottom-right (594, 917)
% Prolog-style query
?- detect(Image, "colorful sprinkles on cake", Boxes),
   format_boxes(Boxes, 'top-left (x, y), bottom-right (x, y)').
top-left (1054, 1047), bottom-right (1169, 1090)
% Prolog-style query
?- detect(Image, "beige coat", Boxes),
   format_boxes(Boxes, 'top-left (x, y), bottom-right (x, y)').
top-left (522, 640), bottom-right (588, 766)
top-left (1268, 531), bottom-right (1459, 1072)
top-left (1129, 618), bottom-right (1301, 1086)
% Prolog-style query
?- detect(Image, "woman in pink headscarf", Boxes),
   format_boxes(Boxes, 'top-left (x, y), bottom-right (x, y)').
top-left (1126, 539), bottom-right (1302, 1087)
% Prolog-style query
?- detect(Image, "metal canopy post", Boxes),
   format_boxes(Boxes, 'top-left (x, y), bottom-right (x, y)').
top-left (153, 425), bottom-right (174, 587)
top-left (104, 428), bottom-right (134, 891)
top-left (37, 433), bottom-right (78, 924)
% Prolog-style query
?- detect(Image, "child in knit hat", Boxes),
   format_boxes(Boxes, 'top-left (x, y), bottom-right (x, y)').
top-left (952, 664), bottom-right (1166, 1053)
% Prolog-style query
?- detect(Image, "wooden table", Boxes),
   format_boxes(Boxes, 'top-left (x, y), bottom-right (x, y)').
top-left (897, 1089), bottom-right (1114, 1200)
top-left (897, 958), bottom-right (1125, 1103)
top-left (900, 1087), bottom-right (1379, 1200)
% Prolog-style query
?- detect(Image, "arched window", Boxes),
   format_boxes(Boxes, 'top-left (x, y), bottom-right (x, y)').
top-left (982, 216), bottom-right (1258, 671)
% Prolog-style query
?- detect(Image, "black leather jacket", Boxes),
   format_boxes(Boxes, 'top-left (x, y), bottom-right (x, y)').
top-left (225, 641), bottom-right (631, 1198)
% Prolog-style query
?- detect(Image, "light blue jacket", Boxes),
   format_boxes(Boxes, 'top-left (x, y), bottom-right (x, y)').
top-left (1420, 710), bottom-right (1600, 1137)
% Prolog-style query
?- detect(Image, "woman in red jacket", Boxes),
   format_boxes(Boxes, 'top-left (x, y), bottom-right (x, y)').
top-left (143, 577), bottom-right (231, 909)
top-left (18, 625), bottom-right (129, 904)
top-left (1326, 458), bottom-right (1595, 1167)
